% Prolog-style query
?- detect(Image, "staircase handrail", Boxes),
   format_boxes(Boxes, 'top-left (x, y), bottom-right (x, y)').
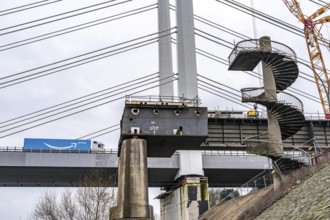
top-left (241, 88), bottom-right (304, 112)
top-left (228, 39), bottom-right (297, 65)
top-left (277, 91), bottom-right (304, 112)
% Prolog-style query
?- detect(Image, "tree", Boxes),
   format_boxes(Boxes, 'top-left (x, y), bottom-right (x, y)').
top-left (208, 188), bottom-right (239, 207)
top-left (219, 189), bottom-right (239, 202)
top-left (30, 170), bottom-right (117, 220)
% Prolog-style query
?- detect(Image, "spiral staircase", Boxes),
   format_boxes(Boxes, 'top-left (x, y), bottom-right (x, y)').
top-left (228, 38), bottom-right (307, 173)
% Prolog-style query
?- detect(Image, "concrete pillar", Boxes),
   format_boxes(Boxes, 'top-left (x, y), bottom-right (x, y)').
top-left (110, 139), bottom-right (153, 220)
top-left (175, 150), bottom-right (204, 179)
top-left (260, 36), bottom-right (283, 156)
top-left (176, 0), bottom-right (198, 98)
top-left (159, 177), bottom-right (209, 220)
top-left (158, 0), bottom-right (174, 96)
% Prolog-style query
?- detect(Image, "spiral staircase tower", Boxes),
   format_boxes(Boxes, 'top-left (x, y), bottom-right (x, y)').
top-left (228, 36), bottom-right (306, 173)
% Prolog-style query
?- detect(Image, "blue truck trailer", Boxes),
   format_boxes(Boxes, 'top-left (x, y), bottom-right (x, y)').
top-left (23, 138), bottom-right (104, 152)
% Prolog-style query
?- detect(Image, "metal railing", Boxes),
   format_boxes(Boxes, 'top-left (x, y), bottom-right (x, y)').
top-left (201, 150), bottom-right (256, 157)
top-left (241, 87), bottom-right (277, 102)
top-left (228, 39), bottom-right (297, 65)
top-left (276, 91), bottom-right (304, 112)
top-left (244, 139), bottom-right (312, 164)
top-left (0, 146), bottom-right (118, 154)
top-left (125, 95), bottom-right (201, 107)
top-left (241, 88), bottom-right (304, 112)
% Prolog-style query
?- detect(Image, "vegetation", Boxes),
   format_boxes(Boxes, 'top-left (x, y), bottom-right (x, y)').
top-left (30, 170), bottom-right (116, 220)
top-left (208, 188), bottom-right (239, 207)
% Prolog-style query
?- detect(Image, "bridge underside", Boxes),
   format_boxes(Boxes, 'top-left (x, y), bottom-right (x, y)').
top-left (0, 118), bottom-right (328, 187)
top-left (206, 117), bottom-right (330, 149)
top-left (0, 167), bottom-right (269, 188)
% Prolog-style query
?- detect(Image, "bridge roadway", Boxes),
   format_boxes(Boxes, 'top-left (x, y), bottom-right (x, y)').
top-left (1, 117), bottom-right (328, 188)
top-left (0, 150), bottom-right (270, 188)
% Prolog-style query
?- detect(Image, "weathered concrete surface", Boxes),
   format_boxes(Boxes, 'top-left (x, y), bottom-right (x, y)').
top-left (110, 139), bottom-right (153, 220)
top-left (260, 36), bottom-right (283, 157)
top-left (199, 153), bottom-right (330, 220)
top-left (255, 163), bottom-right (330, 220)
top-left (199, 186), bottom-right (274, 220)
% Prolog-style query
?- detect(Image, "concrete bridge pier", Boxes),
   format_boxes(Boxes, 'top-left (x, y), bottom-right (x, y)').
top-left (110, 138), bottom-right (154, 220)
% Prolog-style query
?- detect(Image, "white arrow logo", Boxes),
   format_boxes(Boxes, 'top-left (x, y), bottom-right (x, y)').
top-left (44, 142), bottom-right (77, 150)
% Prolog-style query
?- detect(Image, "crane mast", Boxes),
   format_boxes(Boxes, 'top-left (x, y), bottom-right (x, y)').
top-left (283, 0), bottom-right (330, 119)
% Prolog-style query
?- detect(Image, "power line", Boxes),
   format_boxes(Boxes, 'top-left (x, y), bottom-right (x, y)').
top-left (0, 4), bottom-right (157, 51)
top-left (0, 76), bottom-right (168, 133)
top-left (215, 0), bottom-right (302, 37)
top-left (199, 85), bottom-right (252, 109)
top-left (194, 43), bottom-right (321, 103)
top-left (0, 0), bottom-right (132, 36)
top-left (194, 28), bottom-right (316, 82)
top-left (86, 127), bottom-right (120, 140)
top-left (198, 74), bottom-right (242, 94)
top-left (0, 40), bottom-right (158, 89)
top-left (0, 77), bottom-right (177, 139)
top-left (195, 15), bottom-right (248, 40)
top-left (0, 28), bottom-right (175, 80)
top-left (195, 29), bottom-right (233, 49)
top-left (172, 33), bottom-right (319, 105)
top-left (214, 0), bottom-right (330, 47)
top-left (77, 124), bottom-right (120, 139)
top-left (195, 8), bottom-right (329, 73)
top-left (0, 73), bottom-right (159, 127)
top-left (0, 28), bottom-right (176, 89)
top-left (309, 0), bottom-right (324, 7)
top-left (0, 0), bottom-right (62, 17)
top-left (0, 75), bottom-right (174, 132)
top-left (198, 81), bottom-right (243, 103)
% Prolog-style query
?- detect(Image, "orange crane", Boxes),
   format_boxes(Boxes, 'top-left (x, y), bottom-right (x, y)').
top-left (282, 0), bottom-right (330, 119)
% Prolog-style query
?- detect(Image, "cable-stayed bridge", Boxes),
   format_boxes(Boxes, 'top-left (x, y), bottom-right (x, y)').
top-left (1, 1), bottom-right (330, 219)
top-left (0, 0), bottom-right (329, 144)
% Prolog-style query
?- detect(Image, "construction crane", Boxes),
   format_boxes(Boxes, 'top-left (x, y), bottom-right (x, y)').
top-left (282, 0), bottom-right (330, 119)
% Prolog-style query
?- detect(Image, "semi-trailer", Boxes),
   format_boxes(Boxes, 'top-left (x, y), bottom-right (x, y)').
top-left (23, 138), bottom-right (104, 152)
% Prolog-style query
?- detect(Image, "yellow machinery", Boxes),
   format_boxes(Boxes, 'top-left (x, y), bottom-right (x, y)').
top-left (247, 109), bottom-right (259, 118)
top-left (282, 0), bottom-right (330, 119)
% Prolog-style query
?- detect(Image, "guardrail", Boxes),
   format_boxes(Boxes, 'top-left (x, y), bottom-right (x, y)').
top-left (241, 88), bottom-right (304, 112)
top-left (228, 39), bottom-right (297, 65)
top-left (125, 95), bottom-right (201, 107)
top-left (201, 150), bottom-right (256, 157)
top-left (0, 147), bottom-right (118, 154)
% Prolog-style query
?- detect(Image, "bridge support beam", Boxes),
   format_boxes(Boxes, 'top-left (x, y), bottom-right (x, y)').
top-left (110, 139), bottom-right (153, 220)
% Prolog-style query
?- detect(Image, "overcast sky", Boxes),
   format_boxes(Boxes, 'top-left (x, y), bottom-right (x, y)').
top-left (0, 0), bottom-right (329, 219)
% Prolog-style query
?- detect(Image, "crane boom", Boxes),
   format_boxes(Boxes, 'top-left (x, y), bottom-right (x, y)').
top-left (283, 0), bottom-right (330, 119)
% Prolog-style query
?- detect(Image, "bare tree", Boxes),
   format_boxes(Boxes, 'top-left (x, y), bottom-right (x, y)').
top-left (208, 188), bottom-right (240, 207)
top-left (30, 170), bottom-right (117, 220)
top-left (31, 191), bottom-right (61, 220)
top-left (76, 170), bottom-right (113, 220)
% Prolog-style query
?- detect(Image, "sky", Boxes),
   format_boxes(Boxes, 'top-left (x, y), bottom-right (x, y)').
top-left (0, 0), bottom-right (329, 219)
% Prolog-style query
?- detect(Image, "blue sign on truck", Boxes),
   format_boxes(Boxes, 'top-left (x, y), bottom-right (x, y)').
top-left (23, 138), bottom-right (92, 152)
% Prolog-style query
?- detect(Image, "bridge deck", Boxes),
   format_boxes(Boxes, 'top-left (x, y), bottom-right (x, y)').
top-left (0, 118), bottom-right (328, 187)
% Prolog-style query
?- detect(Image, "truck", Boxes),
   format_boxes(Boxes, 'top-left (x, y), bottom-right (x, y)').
top-left (23, 138), bottom-right (104, 153)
